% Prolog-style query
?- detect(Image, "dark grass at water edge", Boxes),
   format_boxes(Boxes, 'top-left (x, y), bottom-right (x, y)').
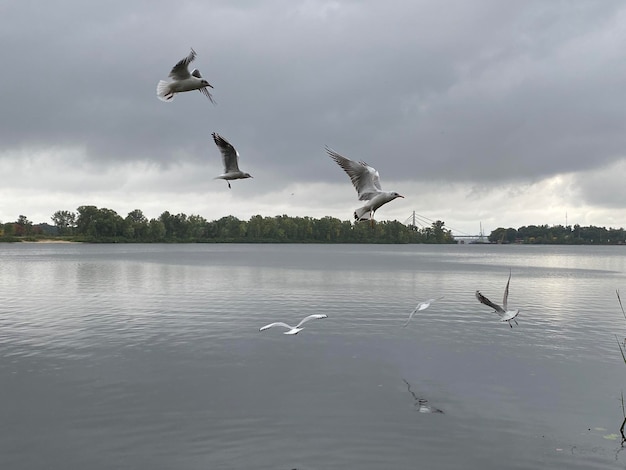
top-left (615, 289), bottom-right (626, 444)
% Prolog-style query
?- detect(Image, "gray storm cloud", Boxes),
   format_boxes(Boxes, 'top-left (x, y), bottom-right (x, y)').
top-left (1, 0), bottom-right (625, 230)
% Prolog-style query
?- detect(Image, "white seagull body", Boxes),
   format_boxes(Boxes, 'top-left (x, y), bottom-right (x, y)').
top-left (157, 48), bottom-right (215, 103)
top-left (403, 296), bottom-right (443, 327)
top-left (326, 146), bottom-right (404, 224)
top-left (212, 133), bottom-right (253, 188)
top-left (475, 272), bottom-right (519, 327)
top-left (259, 314), bottom-right (328, 335)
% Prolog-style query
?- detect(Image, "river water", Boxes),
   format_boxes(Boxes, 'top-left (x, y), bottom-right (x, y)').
top-left (1, 243), bottom-right (626, 469)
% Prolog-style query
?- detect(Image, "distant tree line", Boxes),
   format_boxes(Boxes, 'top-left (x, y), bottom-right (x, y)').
top-left (5, 209), bottom-right (624, 244)
top-left (489, 224), bottom-right (626, 244)
top-left (0, 206), bottom-right (456, 244)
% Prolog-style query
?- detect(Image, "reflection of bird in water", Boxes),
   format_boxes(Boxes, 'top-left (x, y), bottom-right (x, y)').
top-left (402, 378), bottom-right (444, 414)
top-left (475, 270), bottom-right (519, 327)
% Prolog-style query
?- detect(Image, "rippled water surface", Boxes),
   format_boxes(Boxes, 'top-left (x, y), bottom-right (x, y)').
top-left (2, 243), bottom-right (626, 469)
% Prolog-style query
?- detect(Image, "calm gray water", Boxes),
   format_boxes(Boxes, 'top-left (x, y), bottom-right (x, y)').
top-left (1, 243), bottom-right (626, 469)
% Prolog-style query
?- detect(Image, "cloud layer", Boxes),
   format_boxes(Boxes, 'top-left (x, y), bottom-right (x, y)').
top-left (2, 0), bottom-right (625, 234)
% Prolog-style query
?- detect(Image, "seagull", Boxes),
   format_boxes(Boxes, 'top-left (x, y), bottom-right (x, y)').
top-left (212, 133), bottom-right (253, 188)
top-left (475, 271), bottom-right (519, 327)
top-left (403, 296), bottom-right (443, 327)
top-left (156, 48), bottom-right (215, 103)
top-left (326, 146), bottom-right (404, 226)
top-left (259, 314), bottom-right (328, 335)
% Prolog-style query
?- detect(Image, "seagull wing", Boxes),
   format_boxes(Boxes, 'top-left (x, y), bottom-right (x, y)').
top-left (199, 87), bottom-right (216, 104)
top-left (169, 48), bottom-right (197, 81)
top-left (259, 322), bottom-right (292, 331)
top-left (192, 69), bottom-right (216, 104)
top-left (419, 296), bottom-right (444, 311)
top-left (403, 306), bottom-right (419, 327)
top-left (405, 297), bottom-right (443, 327)
top-left (295, 313), bottom-right (328, 328)
top-left (212, 133), bottom-right (241, 173)
top-left (475, 290), bottom-right (505, 314)
top-left (326, 147), bottom-right (382, 201)
top-left (503, 271), bottom-right (512, 311)
top-left (417, 300), bottom-right (433, 311)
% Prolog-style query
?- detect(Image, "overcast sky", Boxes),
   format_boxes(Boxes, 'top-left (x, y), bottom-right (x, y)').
top-left (2, 0), bottom-right (626, 235)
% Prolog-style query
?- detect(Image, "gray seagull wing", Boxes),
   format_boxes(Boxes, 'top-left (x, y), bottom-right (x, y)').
top-left (169, 48), bottom-right (196, 81)
top-left (503, 271), bottom-right (512, 311)
top-left (326, 146), bottom-right (382, 201)
top-left (295, 314), bottom-right (327, 328)
top-left (259, 322), bottom-right (292, 331)
top-left (475, 290), bottom-right (505, 314)
top-left (212, 133), bottom-right (241, 173)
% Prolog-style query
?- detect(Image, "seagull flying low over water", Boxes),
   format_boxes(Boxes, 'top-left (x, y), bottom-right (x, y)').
top-left (259, 314), bottom-right (328, 335)
top-left (157, 48), bottom-right (215, 103)
top-left (326, 146), bottom-right (404, 224)
top-left (475, 271), bottom-right (519, 327)
top-left (212, 132), bottom-right (253, 188)
top-left (403, 297), bottom-right (444, 327)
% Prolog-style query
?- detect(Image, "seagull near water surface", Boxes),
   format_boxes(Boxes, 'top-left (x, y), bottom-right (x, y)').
top-left (403, 297), bottom-right (444, 327)
top-left (326, 146), bottom-right (404, 225)
top-left (212, 133), bottom-right (253, 188)
top-left (259, 314), bottom-right (328, 335)
top-left (475, 271), bottom-right (520, 327)
top-left (156, 48), bottom-right (215, 103)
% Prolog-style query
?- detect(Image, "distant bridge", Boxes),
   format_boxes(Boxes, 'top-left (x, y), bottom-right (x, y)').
top-left (403, 211), bottom-right (489, 242)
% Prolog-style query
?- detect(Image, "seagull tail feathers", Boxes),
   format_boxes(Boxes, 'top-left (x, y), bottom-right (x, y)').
top-left (156, 80), bottom-right (174, 101)
top-left (354, 206), bottom-right (371, 221)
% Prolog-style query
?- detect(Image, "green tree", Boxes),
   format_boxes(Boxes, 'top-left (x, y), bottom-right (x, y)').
top-left (15, 215), bottom-right (33, 236)
top-left (187, 214), bottom-right (208, 239)
top-left (159, 212), bottom-right (192, 240)
top-left (246, 215), bottom-right (263, 240)
top-left (75, 206), bottom-right (124, 240)
top-left (148, 219), bottom-right (166, 241)
top-left (489, 227), bottom-right (518, 243)
top-left (3, 223), bottom-right (14, 237)
top-left (76, 205), bottom-right (100, 237)
top-left (125, 209), bottom-right (149, 241)
top-left (51, 210), bottom-right (77, 235)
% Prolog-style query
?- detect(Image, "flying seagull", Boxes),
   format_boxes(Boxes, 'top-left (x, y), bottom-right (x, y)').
top-left (326, 146), bottom-right (404, 225)
top-left (403, 297), bottom-right (444, 327)
top-left (259, 314), bottom-right (328, 335)
top-left (475, 271), bottom-right (519, 327)
top-left (212, 133), bottom-right (253, 188)
top-left (157, 48), bottom-right (215, 103)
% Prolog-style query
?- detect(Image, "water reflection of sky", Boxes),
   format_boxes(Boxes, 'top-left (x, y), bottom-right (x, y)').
top-left (1, 243), bottom-right (626, 469)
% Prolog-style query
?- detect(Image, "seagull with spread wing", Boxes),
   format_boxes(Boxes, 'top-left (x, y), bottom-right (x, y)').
top-left (259, 314), bottom-right (328, 335)
top-left (157, 48), bottom-right (215, 103)
top-left (326, 146), bottom-right (403, 224)
top-left (403, 297), bottom-right (444, 327)
top-left (212, 132), bottom-right (253, 188)
top-left (475, 271), bottom-right (520, 327)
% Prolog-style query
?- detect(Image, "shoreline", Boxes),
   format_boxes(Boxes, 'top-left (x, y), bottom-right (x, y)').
top-left (19, 239), bottom-right (78, 244)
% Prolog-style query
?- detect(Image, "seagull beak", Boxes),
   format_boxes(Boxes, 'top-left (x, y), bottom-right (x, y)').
top-left (398, 195), bottom-right (404, 198)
